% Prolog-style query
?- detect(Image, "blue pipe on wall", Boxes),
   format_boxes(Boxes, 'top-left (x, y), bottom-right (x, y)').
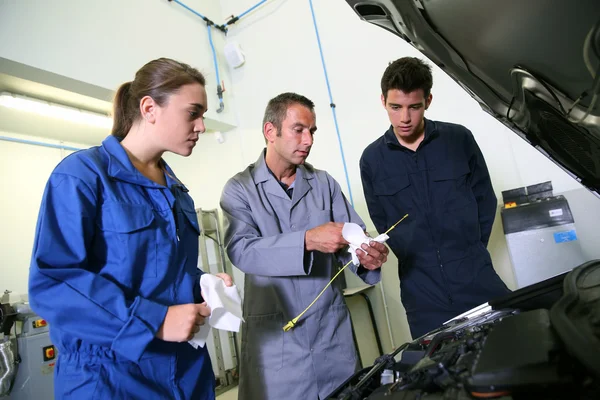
top-left (0, 135), bottom-right (83, 152)
top-left (308, 0), bottom-right (355, 206)
top-left (206, 25), bottom-right (221, 87)
top-left (171, 0), bottom-right (209, 21)
top-left (171, 0), bottom-right (225, 113)
top-left (238, 0), bottom-right (268, 19)
top-left (207, 24), bottom-right (225, 113)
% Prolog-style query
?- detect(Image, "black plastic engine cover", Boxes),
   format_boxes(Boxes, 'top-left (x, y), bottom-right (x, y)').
top-left (550, 260), bottom-right (600, 378)
top-left (466, 309), bottom-right (571, 392)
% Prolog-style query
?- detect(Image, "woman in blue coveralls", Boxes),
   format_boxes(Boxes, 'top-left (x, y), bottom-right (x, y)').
top-left (28, 58), bottom-right (231, 399)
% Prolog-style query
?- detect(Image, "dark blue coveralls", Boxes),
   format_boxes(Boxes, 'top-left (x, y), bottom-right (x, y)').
top-left (360, 119), bottom-right (510, 338)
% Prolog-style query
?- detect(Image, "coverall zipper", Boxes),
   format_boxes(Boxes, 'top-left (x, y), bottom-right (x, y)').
top-left (437, 249), bottom-right (453, 304)
top-left (413, 149), bottom-right (454, 306)
top-left (161, 190), bottom-right (179, 242)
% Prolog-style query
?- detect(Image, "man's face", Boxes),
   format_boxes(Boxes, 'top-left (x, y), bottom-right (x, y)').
top-left (265, 103), bottom-right (317, 166)
top-left (382, 89), bottom-right (432, 140)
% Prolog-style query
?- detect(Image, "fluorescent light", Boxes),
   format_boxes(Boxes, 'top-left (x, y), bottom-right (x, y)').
top-left (0, 92), bottom-right (113, 129)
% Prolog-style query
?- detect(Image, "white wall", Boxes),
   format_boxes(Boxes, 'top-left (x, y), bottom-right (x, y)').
top-left (0, 0), bottom-right (236, 127)
top-left (1, 0), bottom-right (599, 353)
top-left (0, 133), bottom-right (80, 295)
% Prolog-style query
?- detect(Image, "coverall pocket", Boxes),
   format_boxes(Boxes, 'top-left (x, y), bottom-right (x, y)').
top-left (309, 209), bottom-right (332, 227)
top-left (430, 162), bottom-right (470, 181)
top-left (242, 312), bottom-right (284, 371)
top-left (372, 175), bottom-right (412, 215)
top-left (329, 305), bottom-right (358, 362)
top-left (55, 359), bottom-right (102, 400)
top-left (96, 202), bottom-right (157, 278)
top-left (182, 209), bottom-right (201, 236)
top-left (430, 163), bottom-right (474, 211)
top-left (372, 175), bottom-right (410, 196)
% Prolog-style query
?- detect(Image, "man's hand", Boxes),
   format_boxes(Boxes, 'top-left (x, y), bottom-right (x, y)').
top-left (356, 241), bottom-right (389, 270)
top-left (156, 303), bottom-right (211, 342)
top-left (305, 222), bottom-right (349, 253)
top-left (215, 272), bottom-right (233, 287)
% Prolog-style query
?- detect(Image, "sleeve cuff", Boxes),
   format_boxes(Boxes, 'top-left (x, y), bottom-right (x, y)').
top-left (302, 230), bottom-right (314, 275)
top-left (111, 296), bottom-right (169, 362)
top-left (195, 269), bottom-right (203, 303)
top-left (356, 266), bottom-right (382, 285)
top-left (303, 250), bottom-right (315, 274)
top-left (339, 249), bottom-right (382, 285)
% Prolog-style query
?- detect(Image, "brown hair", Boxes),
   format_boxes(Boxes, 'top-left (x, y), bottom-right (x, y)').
top-left (111, 58), bottom-right (206, 139)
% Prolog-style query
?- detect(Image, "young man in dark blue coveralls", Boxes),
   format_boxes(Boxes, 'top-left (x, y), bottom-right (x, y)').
top-left (360, 57), bottom-right (511, 338)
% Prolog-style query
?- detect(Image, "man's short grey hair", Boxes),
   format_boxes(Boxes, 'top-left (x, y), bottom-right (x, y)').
top-left (262, 92), bottom-right (315, 136)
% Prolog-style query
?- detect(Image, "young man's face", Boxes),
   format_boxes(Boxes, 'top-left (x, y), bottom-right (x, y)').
top-left (382, 89), bottom-right (432, 140)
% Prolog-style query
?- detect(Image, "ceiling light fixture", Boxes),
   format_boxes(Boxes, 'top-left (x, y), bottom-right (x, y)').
top-left (0, 91), bottom-right (112, 129)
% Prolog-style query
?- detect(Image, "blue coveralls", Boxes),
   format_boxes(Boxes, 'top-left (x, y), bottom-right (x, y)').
top-left (29, 135), bottom-right (215, 399)
top-left (360, 119), bottom-right (511, 338)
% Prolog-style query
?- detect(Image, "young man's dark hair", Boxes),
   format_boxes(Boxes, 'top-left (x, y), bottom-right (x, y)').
top-left (381, 57), bottom-right (433, 100)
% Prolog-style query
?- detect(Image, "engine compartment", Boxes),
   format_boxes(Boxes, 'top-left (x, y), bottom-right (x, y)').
top-left (327, 261), bottom-right (600, 400)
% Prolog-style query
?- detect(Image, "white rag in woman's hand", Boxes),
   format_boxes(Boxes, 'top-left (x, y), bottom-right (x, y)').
top-left (188, 274), bottom-right (244, 349)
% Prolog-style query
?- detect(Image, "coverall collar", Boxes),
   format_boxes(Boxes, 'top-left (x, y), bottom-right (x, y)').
top-left (102, 135), bottom-right (188, 191)
top-left (252, 148), bottom-right (315, 204)
top-left (384, 118), bottom-right (438, 150)
top-left (252, 148), bottom-right (315, 183)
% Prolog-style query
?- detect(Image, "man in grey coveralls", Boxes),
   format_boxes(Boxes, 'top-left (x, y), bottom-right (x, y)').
top-left (220, 92), bottom-right (389, 400)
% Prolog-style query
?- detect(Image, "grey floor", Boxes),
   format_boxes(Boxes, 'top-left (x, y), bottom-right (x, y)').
top-left (217, 386), bottom-right (238, 400)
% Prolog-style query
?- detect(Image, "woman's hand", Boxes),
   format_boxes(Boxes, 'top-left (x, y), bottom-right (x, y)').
top-left (156, 302), bottom-right (211, 342)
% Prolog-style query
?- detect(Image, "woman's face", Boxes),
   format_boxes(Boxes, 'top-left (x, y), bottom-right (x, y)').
top-left (153, 82), bottom-right (208, 157)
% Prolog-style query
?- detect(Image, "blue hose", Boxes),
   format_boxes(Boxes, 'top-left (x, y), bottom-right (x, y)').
top-left (171, 0), bottom-right (224, 112)
top-left (207, 24), bottom-right (225, 112)
top-left (206, 24), bottom-right (221, 85)
top-left (0, 135), bottom-right (82, 152)
top-left (238, 0), bottom-right (268, 19)
top-left (172, 0), bottom-right (208, 20)
top-left (308, 0), bottom-right (354, 206)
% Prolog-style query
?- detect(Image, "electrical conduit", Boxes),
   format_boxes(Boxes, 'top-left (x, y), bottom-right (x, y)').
top-left (171, 0), bottom-right (225, 113)
top-left (307, 0), bottom-right (354, 206)
top-left (308, 0), bottom-right (396, 349)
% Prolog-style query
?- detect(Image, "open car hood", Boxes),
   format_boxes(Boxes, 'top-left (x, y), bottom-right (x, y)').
top-left (345, 0), bottom-right (600, 196)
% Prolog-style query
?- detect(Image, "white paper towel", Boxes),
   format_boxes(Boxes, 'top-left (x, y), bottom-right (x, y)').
top-left (188, 274), bottom-right (244, 349)
top-left (342, 223), bottom-right (389, 266)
